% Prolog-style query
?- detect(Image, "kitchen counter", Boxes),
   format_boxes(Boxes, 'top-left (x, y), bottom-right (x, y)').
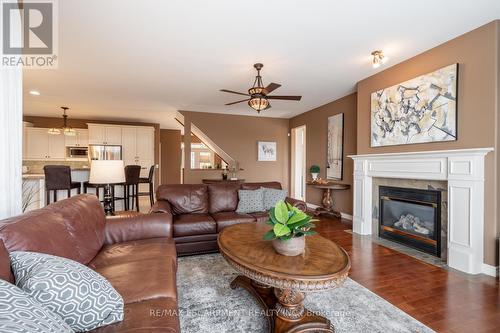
top-left (22, 168), bottom-right (90, 179)
top-left (22, 173), bottom-right (45, 179)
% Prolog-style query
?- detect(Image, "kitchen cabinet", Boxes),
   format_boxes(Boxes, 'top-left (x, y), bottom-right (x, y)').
top-left (64, 129), bottom-right (88, 147)
top-left (24, 128), bottom-right (65, 160)
top-left (121, 126), bottom-right (154, 177)
top-left (88, 124), bottom-right (122, 145)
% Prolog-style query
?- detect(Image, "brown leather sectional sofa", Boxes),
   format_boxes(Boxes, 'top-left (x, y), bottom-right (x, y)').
top-left (0, 181), bottom-right (304, 332)
top-left (0, 195), bottom-right (180, 333)
top-left (151, 181), bottom-right (307, 255)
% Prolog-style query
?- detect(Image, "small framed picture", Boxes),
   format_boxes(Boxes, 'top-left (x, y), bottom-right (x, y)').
top-left (258, 141), bottom-right (277, 161)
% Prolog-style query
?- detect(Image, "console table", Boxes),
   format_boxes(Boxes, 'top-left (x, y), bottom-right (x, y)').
top-left (218, 222), bottom-right (350, 333)
top-left (307, 182), bottom-right (350, 218)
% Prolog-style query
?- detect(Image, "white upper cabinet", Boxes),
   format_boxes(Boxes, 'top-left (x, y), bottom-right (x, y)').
top-left (25, 128), bottom-right (65, 160)
top-left (65, 129), bottom-right (88, 147)
top-left (25, 128), bottom-right (49, 159)
top-left (88, 124), bottom-right (122, 145)
top-left (121, 127), bottom-right (137, 163)
top-left (48, 134), bottom-right (66, 159)
top-left (120, 126), bottom-right (154, 175)
top-left (136, 128), bottom-right (154, 161)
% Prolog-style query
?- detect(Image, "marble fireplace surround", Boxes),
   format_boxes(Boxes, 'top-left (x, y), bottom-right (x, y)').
top-left (349, 148), bottom-right (494, 276)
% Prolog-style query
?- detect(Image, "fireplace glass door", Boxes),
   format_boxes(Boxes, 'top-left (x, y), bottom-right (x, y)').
top-left (379, 186), bottom-right (441, 257)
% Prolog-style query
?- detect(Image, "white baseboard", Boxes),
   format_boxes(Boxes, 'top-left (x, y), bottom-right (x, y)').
top-left (305, 203), bottom-right (352, 221)
top-left (481, 263), bottom-right (499, 277)
top-left (340, 213), bottom-right (353, 221)
top-left (306, 203), bottom-right (320, 210)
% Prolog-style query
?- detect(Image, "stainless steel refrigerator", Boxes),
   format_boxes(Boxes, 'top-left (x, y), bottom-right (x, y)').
top-left (88, 145), bottom-right (122, 161)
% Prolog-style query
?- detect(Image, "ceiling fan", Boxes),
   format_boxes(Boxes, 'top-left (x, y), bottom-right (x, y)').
top-left (220, 63), bottom-right (302, 113)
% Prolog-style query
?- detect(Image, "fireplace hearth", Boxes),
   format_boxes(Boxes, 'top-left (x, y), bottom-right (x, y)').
top-left (379, 186), bottom-right (441, 257)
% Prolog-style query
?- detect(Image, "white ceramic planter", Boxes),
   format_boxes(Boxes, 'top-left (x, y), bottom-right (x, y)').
top-left (311, 172), bottom-right (319, 180)
top-left (272, 236), bottom-right (305, 256)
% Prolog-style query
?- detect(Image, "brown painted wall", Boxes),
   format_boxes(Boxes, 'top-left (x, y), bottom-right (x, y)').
top-left (289, 93), bottom-right (357, 214)
top-left (180, 111), bottom-right (289, 189)
top-left (356, 21), bottom-right (499, 266)
top-left (23, 116), bottom-right (162, 187)
top-left (160, 129), bottom-right (182, 184)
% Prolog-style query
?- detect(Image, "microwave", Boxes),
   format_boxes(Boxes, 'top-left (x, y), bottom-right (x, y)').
top-left (67, 146), bottom-right (88, 159)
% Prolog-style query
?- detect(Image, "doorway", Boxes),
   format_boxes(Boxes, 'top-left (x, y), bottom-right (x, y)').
top-left (291, 125), bottom-right (306, 200)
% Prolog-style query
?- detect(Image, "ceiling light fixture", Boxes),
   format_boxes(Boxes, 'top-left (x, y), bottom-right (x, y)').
top-left (29, 90), bottom-right (41, 96)
top-left (48, 106), bottom-right (76, 136)
top-left (247, 63), bottom-right (269, 113)
top-left (371, 50), bottom-right (388, 69)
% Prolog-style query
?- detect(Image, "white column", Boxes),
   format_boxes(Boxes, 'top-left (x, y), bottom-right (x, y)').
top-left (352, 160), bottom-right (372, 235)
top-left (0, 3), bottom-right (23, 219)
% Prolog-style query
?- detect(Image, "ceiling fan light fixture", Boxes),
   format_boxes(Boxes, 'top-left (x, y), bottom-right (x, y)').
top-left (248, 87), bottom-right (264, 95)
top-left (248, 97), bottom-right (269, 112)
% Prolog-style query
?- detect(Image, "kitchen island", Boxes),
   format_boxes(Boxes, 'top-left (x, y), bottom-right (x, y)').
top-left (22, 168), bottom-right (90, 212)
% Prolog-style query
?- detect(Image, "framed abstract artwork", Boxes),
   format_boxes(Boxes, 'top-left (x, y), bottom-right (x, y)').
top-left (257, 141), bottom-right (277, 161)
top-left (327, 113), bottom-right (344, 180)
top-left (371, 63), bottom-right (458, 147)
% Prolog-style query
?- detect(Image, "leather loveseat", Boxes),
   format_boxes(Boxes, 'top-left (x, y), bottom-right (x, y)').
top-left (0, 194), bottom-right (179, 333)
top-left (150, 181), bottom-right (307, 256)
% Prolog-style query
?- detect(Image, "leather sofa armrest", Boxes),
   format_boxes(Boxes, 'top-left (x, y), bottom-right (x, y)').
top-left (104, 213), bottom-right (173, 245)
top-left (285, 197), bottom-right (307, 212)
top-left (150, 200), bottom-right (173, 214)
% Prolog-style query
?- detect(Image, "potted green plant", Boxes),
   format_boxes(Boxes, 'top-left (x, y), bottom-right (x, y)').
top-left (263, 201), bottom-right (317, 256)
top-left (310, 165), bottom-right (320, 181)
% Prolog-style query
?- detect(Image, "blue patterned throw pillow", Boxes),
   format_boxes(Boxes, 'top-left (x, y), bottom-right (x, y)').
top-left (262, 187), bottom-right (287, 211)
top-left (0, 279), bottom-right (73, 333)
top-left (236, 188), bottom-right (265, 213)
top-left (10, 252), bottom-right (124, 332)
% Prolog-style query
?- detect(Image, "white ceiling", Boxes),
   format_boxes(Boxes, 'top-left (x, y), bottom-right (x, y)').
top-left (23, 0), bottom-right (500, 129)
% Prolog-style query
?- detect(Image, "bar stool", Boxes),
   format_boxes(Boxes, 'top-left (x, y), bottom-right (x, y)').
top-left (124, 165), bottom-right (141, 211)
top-left (138, 165), bottom-right (155, 207)
top-left (112, 165), bottom-right (141, 211)
top-left (43, 165), bottom-right (81, 205)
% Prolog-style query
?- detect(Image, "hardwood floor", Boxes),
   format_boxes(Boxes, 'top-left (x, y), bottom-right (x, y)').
top-left (315, 216), bottom-right (500, 333)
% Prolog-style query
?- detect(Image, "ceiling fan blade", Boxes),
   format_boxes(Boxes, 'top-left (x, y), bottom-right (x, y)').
top-left (225, 98), bottom-right (250, 106)
top-left (220, 89), bottom-right (249, 97)
top-left (267, 95), bottom-right (302, 101)
top-left (263, 83), bottom-right (281, 95)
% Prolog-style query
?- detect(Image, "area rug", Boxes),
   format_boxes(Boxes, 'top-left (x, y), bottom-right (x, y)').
top-left (177, 254), bottom-right (435, 333)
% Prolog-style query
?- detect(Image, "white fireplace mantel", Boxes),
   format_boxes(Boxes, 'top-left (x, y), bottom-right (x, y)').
top-left (349, 148), bottom-right (494, 275)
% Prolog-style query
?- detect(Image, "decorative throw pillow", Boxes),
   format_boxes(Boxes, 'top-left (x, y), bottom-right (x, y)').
top-left (262, 187), bottom-right (287, 211)
top-left (236, 188), bottom-right (265, 213)
top-left (0, 279), bottom-right (73, 333)
top-left (10, 252), bottom-right (123, 332)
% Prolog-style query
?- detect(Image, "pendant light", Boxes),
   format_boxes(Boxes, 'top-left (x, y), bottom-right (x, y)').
top-left (48, 106), bottom-right (76, 136)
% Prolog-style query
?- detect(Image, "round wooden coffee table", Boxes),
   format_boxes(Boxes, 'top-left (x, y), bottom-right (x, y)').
top-left (218, 222), bottom-right (350, 333)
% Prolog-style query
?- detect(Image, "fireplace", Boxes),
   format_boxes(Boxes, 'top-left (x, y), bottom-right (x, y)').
top-left (379, 186), bottom-right (441, 257)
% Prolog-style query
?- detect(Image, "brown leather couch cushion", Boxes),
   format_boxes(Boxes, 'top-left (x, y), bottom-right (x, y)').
top-left (104, 213), bottom-right (173, 245)
top-left (0, 195), bottom-right (105, 265)
top-left (208, 183), bottom-right (240, 214)
top-left (89, 238), bottom-right (177, 269)
top-left (241, 182), bottom-right (282, 190)
top-left (156, 185), bottom-right (209, 214)
top-left (90, 297), bottom-right (180, 333)
top-left (94, 254), bottom-right (177, 304)
top-left (0, 239), bottom-right (13, 283)
top-left (173, 233), bottom-right (218, 244)
top-left (250, 211), bottom-right (270, 223)
top-left (212, 212), bottom-right (256, 232)
top-left (173, 214), bottom-right (216, 237)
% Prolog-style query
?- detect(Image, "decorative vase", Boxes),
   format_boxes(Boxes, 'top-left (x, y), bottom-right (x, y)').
top-left (272, 236), bottom-right (305, 256)
top-left (311, 172), bottom-right (319, 181)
